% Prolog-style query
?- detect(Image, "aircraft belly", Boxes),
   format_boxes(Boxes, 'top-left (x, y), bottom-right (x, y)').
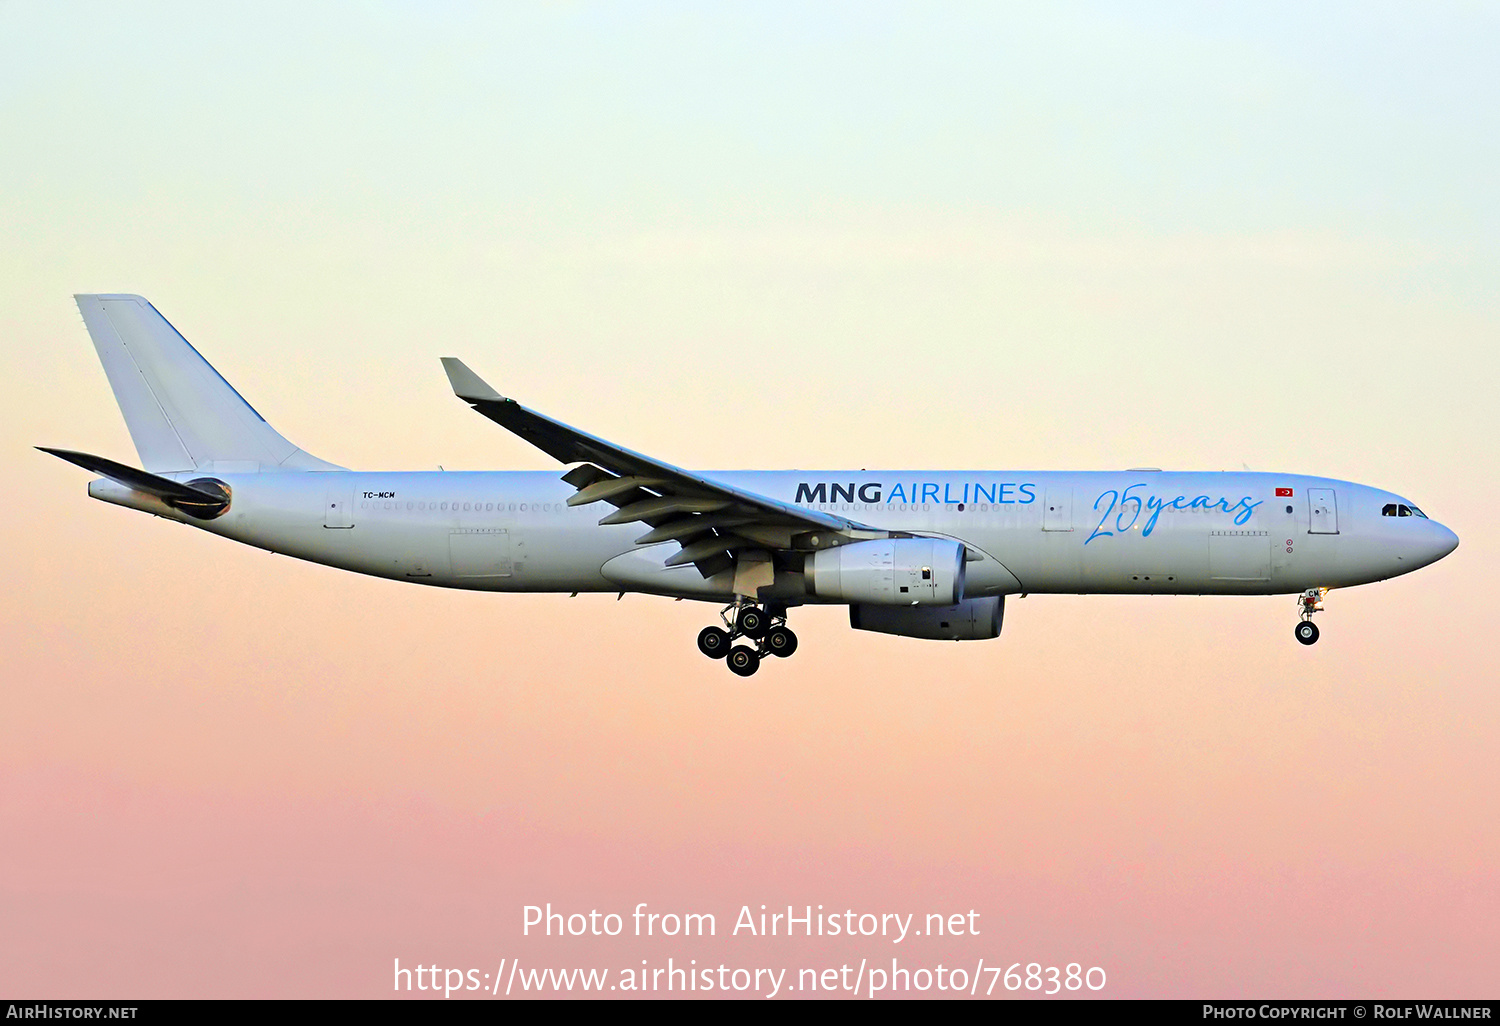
top-left (1077, 529), bottom-right (1211, 593)
top-left (986, 531), bottom-right (1077, 592)
top-left (989, 525), bottom-right (1278, 594)
top-left (600, 545), bottom-right (737, 599)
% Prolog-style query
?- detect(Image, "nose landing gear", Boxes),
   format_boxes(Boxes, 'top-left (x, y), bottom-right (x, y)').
top-left (1295, 588), bottom-right (1326, 645)
top-left (697, 601), bottom-right (798, 676)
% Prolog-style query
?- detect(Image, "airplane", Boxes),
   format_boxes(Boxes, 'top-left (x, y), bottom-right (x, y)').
top-left (41, 295), bottom-right (1459, 676)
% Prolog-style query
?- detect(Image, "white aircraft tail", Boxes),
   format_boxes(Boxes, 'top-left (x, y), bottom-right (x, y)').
top-left (74, 294), bottom-right (341, 473)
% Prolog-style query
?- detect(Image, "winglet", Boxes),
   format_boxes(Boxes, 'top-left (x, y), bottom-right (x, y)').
top-left (441, 358), bottom-right (506, 403)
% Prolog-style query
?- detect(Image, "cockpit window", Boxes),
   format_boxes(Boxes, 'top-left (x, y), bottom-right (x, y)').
top-left (1382, 503), bottom-right (1429, 519)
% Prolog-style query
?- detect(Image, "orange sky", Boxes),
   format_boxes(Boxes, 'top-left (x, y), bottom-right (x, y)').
top-left (3, 1), bottom-right (1497, 999)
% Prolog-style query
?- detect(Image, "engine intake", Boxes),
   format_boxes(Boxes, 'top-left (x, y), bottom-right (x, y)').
top-left (806, 538), bottom-right (965, 606)
top-left (851, 596), bottom-right (1004, 640)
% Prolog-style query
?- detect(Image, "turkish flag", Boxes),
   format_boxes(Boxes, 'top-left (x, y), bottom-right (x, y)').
top-left (1276, 487), bottom-right (1293, 497)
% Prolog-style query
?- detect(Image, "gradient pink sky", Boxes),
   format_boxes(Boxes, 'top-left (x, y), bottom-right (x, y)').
top-left (3, 1), bottom-right (1497, 999)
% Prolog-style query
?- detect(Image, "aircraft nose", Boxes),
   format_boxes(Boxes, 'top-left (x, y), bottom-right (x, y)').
top-left (1436, 523), bottom-right (1459, 559)
top-left (1418, 522), bottom-right (1460, 567)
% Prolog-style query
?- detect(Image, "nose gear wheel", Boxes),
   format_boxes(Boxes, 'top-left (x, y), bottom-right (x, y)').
top-left (1295, 588), bottom-right (1327, 645)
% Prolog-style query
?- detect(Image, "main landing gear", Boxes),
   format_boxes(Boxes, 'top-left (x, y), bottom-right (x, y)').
top-left (696, 602), bottom-right (798, 677)
top-left (1295, 588), bottom-right (1327, 645)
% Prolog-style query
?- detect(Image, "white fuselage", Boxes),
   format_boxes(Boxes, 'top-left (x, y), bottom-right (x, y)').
top-left (98, 469), bottom-right (1458, 602)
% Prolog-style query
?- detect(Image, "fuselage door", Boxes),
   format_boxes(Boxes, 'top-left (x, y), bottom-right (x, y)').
top-left (1043, 488), bottom-right (1073, 531)
top-left (1307, 487), bottom-right (1338, 535)
top-left (450, 528), bottom-right (513, 578)
top-left (324, 488), bottom-right (354, 529)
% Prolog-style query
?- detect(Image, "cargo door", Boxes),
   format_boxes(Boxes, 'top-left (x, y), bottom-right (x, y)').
top-left (449, 528), bottom-right (512, 578)
top-left (1308, 488), bottom-right (1339, 535)
top-left (1209, 531), bottom-right (1270, 580)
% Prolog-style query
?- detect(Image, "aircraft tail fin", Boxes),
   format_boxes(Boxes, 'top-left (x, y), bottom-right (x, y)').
top-left (73, 294), bottom-right (342, 473)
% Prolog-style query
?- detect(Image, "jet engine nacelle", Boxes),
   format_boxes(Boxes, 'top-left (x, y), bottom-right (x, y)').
top-left (806, 537), bottom-right (965, 606)
top-left (850, 595), bottom-right (1004, 641)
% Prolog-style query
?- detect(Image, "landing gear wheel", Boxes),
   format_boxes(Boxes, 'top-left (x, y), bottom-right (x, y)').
top-left (1295, 621), bottom-right (1320, 646)
top-left (726, 646), bottom-right (761, 677)
top-left (737, 606), bottom-right (769, 640)
top-left (765, 626), bottom-right (798, 658)
top-left (697, 626), bottom-right (731, 659)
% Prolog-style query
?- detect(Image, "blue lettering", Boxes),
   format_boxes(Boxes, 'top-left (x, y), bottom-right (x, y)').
top-left (921, 483), bottom-right (940, 504)
top-left (1093, 488), bottom-right (1263, 542)
top-left (974, 482), bottom-right (996, 503)
top-left (1142, 494), bottom-right (1183, 537)
top-left (1019, 483), bottom-right (1036, 504)
top-left (943, 482), bottom-right (958, 504)
top-left (998, 483), bottom-right (1015, 504)
top-left (1144, 495), bottom-right (1165, 536)
top-left (1087, 490), bottom-right (1118, 545)
top-left (889, 484), bottom-right (907, 503)
top-left (1115, 483), bottom-right (1146, 533)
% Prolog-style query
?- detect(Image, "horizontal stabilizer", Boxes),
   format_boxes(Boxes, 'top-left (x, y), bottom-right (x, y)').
top-left (38, 447), bottom-right (229, 516)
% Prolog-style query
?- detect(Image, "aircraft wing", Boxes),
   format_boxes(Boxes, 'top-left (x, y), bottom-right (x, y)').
top-left (441, 358), bottom-right (883, 581)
